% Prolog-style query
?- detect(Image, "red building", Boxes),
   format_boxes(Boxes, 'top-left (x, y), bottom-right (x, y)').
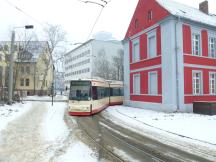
top-left (123, 0), bottom-right (216, 112)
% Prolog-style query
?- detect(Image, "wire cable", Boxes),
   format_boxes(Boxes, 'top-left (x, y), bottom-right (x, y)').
top-left (86, 6), bottom-right (104, 41)
top-left (77, 0), bottom-right (110, 41)
top-left (3, 0), bottom-right (47, 28)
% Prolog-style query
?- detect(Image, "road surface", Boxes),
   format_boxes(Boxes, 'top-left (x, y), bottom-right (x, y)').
top-left (74, 113), bottom-right (214, 162)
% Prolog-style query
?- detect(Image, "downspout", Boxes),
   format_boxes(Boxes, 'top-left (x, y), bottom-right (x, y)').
top-left (175, 16), bottom-right (180, 111)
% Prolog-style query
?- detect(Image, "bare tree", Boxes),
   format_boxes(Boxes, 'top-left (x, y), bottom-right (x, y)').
top-left (95, 48), bottom-right (111, 79)
top-left (0, 30), bottom-right (38, 100)
top-left (94, 48), bottom-right (124, 80)
top-left (39, 24), bottom-right (66, 94)
top-left (13, 31), bottom-right (38, 94)
top-left (111, 49), bottom-right (124, 81)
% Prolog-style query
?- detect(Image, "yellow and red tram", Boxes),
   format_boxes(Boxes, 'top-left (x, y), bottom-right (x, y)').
top-left (68, 79), bottom-right (123, 116)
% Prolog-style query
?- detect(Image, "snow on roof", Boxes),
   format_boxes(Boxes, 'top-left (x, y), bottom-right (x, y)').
top-left (156, 0), bottom-right (216, 27)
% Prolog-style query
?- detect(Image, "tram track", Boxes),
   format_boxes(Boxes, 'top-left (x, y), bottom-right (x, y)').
top-left (94, 114), bottom-right (214, 162)
top-left (98, 122), bottom-right (165, 162)
top-left (77, 117), bottom-right (124, 162)
top-left (77, 116), bottom-right (168, 162)
top-left (112, 108), bottom-right (216, 161)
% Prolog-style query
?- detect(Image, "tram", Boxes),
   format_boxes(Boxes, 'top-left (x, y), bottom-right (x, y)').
top-left (68, 79), bottom-right (123, 116)
top-left (109, 80), bottom-right (123, 106)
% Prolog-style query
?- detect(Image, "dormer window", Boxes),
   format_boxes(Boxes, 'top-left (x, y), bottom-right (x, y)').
top-left (135, 19), bottom-right (139, 29)
top-left (148, 10), bottom-right (153, 20)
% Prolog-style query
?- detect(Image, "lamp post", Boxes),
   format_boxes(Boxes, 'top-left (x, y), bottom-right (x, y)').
top-left (51, 65), bottom-right (55, 106)
top-left (8, 25), bottom-right (34, 104)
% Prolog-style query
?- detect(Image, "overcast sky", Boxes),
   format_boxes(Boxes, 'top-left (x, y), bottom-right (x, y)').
top-left (0, 0), bottom-right (216, 44)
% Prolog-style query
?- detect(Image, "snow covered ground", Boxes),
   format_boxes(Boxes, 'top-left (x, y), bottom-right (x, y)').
top-left (1, 101), bottom-right (216, 161)
top-left (42, 102), bottom-right (69, 142)
top-left (103, 105), bottom-right (216, 160)
top-left (0, 102), bottom-right (32, 132)
top-left (0, 100), bottom-right (98, 162)
top-left (56, 141), bottom-right (98, 162)
top-left (104, 105), bottom-right (216, 144)
top-left (24, 95), bottom-right (68, 101)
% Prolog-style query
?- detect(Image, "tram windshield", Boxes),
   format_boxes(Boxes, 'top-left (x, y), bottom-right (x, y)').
top-left (69, 81), bottom-right (91, 101)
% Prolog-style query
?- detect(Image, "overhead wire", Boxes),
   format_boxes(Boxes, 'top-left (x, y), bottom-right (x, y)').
top-left (78, 0), bottom-right (110, 41)
top-left (3, 0), bottom-right (111, 43)
top-left (86, 6), bottom-right (104, 41)
top-left (3, 0), bottom-right (48, 28)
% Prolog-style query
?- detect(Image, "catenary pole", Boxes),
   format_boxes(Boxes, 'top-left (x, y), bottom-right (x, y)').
top-left (8, 31), bottom-right (15, 104)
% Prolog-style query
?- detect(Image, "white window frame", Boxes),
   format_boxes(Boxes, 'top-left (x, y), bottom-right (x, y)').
top-left (192, 71), bottom-right (202, 95)
top-left (132, 38), bottom-right (140, 63)
top-left (209, 72), bottom-right (216, 95)
top-left (20, 78), bottom-right (24, 86)
top-left (25, 78), bottom-right (30, 86)
top-left (133, 74), bottom-right (140, 95)
top-left (192, 29), bottom-right (201, 56)
top-left (148, 71), bottom-right (158, 95)
top-left (147, 30), bottom-right (157, 59)
top-left (208, 37), bottom-right (216, 58)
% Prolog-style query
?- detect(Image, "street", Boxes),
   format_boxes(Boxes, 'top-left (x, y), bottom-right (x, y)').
top-left (74, 114), bottom-right (214, 162)
top-left (0, 100), bottom-right (216, 162)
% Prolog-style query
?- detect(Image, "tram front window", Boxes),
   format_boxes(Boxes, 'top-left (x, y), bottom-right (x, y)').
top-left (69, 81), bottom-right (91, 101)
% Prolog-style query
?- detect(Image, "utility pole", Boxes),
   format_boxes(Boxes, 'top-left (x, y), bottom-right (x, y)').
top-left (8, 25), bottom-right (34, 104)
top-left (8, 31), bottom-right (15, 104)
top-left (51, 65), bottom-right (55, 106)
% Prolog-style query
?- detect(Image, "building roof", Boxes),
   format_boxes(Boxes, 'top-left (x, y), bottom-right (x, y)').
top-left (64, 39), bottom-right (122, 56)
top-left (19, 41), bottom-right (49, 61)
top-left (64, 39), bottom-right (94, 57)
top-left (0, 41), bottom-right (49, 62)
top-left (157, 0), bottom-right (216, 27)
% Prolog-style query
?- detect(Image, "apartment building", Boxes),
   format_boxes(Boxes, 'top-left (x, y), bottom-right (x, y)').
top-left (64, 39), bottom-right (123, 89)
top-left (0, 41), bottom-right (53, 96)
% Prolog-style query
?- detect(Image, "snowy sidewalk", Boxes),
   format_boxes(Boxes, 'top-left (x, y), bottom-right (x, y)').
top-left (0, 101), bottom-right (71, 162)
top-left (0, 101), bottom-right (99, 162)
top-left (103, 106), bottom-right (216, 161)
top-left (0, 102), bottom-right (48, 162)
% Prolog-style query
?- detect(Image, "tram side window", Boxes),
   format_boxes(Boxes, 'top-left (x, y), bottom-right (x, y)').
top-left (97, 87), bottom-right (103, 99)
top-left (113, 88), bottom-right (120, 96)
top-left (120, 88), bottom-right (124, 96)
top-left (106, 88), bottom-right (110, 97)
top-left (92, 86), bottom-right (109, 100)
top-left (110, 87), bottom-right (123, 96)
top-left (110, 88), bottom-right (113, 96)
top-left (92, 86), bottom-right (98, 100)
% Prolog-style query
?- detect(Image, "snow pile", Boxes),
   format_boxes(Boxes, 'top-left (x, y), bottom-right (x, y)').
top-left (105, 106), bottom-right (216, 144)
top-left (25, 95), bottom-right (68, 101)
top-left (56, 142), bottom-right (97, 162)
top-left (43, 102), bottom-right (69, 142)
top-left (0, 102), bottom-right (32, 131)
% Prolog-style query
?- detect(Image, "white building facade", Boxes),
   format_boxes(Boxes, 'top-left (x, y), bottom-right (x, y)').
top-left (64, 39), bottom-right (123, 89)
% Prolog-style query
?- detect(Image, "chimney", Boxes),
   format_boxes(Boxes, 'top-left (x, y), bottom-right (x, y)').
top-left (199, 0), bottom-right (209, 14)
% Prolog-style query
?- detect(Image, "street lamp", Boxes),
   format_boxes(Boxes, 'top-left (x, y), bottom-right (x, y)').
top-left (8, 25), bottom-right (34, 104)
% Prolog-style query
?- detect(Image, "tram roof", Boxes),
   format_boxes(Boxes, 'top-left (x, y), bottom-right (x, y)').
top-left (69, 78), bottom-right (123, 85)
